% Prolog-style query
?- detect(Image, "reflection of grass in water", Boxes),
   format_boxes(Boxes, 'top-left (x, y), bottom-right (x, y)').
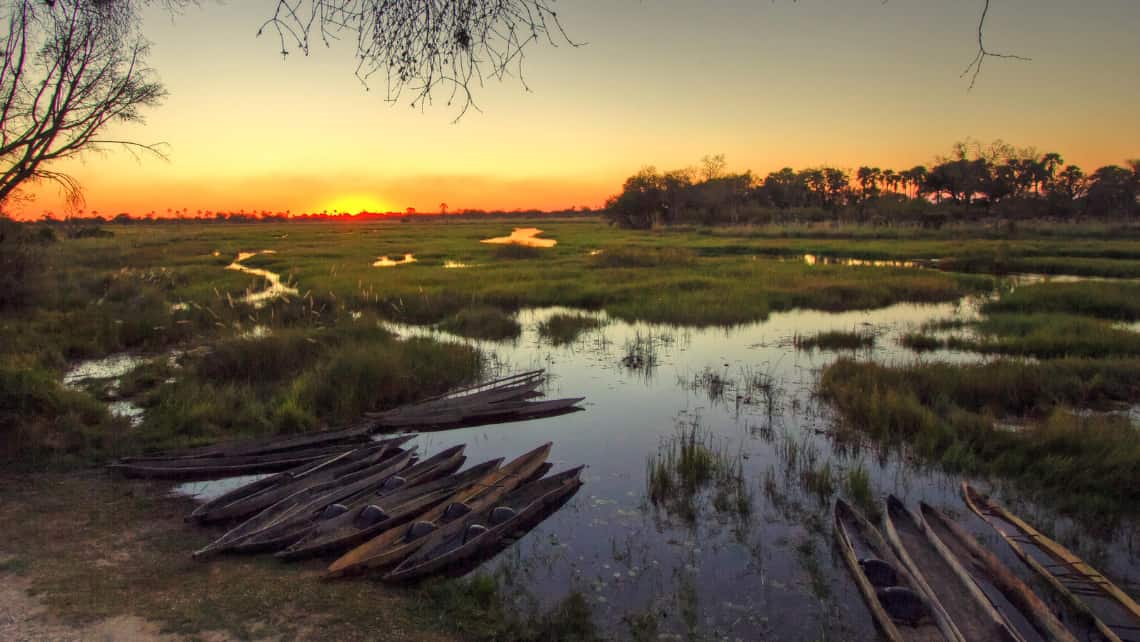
top-left (795, 538), bottom-right (831, 602)
top-left (536, 313), bottom-right (605, 347)
top-left (843, 463), bottom-right (878, 520)
top-left (801, 460), bottom-right (836, 503)
top-left (419, 573), bottom-right (600, 641)
top-left (793, 329), bottom-right (875, 351)
top-left (646, 417), bottom-right (751, 523)
top-left (621, 330), bottom-right (670, 374)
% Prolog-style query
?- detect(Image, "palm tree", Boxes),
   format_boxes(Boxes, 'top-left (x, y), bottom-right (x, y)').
top-left (439, 202), bottom-right (449, 215)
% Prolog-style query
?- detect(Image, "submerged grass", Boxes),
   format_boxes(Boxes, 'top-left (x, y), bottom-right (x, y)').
top-left (819, 358), bottom-right (1140, 518)
top-left (535, 313), bottom-right (604, 346)
top-left (793, 330), bottom-right (875, 351)
top-left (646, 417), bottom-right (750, 523)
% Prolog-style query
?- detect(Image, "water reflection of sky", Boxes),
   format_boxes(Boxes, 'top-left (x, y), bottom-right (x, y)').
top-left (350, 304), bottom-right (1135, 640)
top-left (86, 277), bottom-right (1137, 639)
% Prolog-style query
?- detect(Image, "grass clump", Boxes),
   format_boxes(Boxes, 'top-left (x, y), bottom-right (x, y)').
top-left (438, 305), bottom-right (521, 340)
top-left (0, 365), bottom-right (123, 465)
top-left (794, 329), bottom-right (875, 351)
top-left (493, 243), bottom-right (543, 260)
top-left (536, 313), bottom-right (604, 346)
top-left (591, 245), bottom-right (696, 268)
top-left (983, 282), bottom-right (1140, 321)
top-left (646, 417), bottom-right (750, 522)
top-left (819, 358), bottom-right (1140, 517)
top-left (843, 464), bottom-right (878, 520)
top-left (902, 314), bottom-right (1140, 359)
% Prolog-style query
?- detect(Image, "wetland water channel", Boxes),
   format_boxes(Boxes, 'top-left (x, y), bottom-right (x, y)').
top-left (66, 255), bottom-right (1140, 640)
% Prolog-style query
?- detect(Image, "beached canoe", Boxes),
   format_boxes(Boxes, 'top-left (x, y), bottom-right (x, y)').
top-left (192, 447), bottom-right (415, 558)
top-left (276, 457), bottom-right (504, 560)
top-left (385, 466), bottom-right (584, 583)
top-left (325, 442), bottom-right (552, 578)
top-left (108, 444), bottom-right (369, 480)
top-left (115, 426), bottom-right (374, 462)
top-left (884, 496), bottom-right (1024, 642)
top-left (834, 499), bottom-right (958, 642)
top-left (963, 483), bottom-right (1140, 642)
top-left (920, 502), bottom-right (1078, 642)
top-left (188, 437), bottom-right (413, 523)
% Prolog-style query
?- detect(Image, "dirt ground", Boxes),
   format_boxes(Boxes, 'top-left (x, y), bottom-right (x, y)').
top-left (0, 471), bottom-right (455, 642)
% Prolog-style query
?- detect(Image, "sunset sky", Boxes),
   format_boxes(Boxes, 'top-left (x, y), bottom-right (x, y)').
top-left (14, 0), bottom-right (1140, 218)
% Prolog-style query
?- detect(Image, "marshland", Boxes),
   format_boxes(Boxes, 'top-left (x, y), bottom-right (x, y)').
top-left (2, 216), bottom-right (1138, 640)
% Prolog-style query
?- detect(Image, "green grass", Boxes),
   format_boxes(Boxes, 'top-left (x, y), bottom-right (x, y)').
top-left (793, 330), bottom-right (875, 351)
top-left (843, 464), bottom-right (878, 521)
top-left (438, 305), bottom-right (522, 340)
top-left (535, 313), bottom-right (604, 346)
top-left (904, 314), bottom-right (1140, 358)
top-left (983, 282), bottom-right (1140, 321)
top-left (819, 358), bottom-right (1140, 518)
top-left (590, 245), bottom-right (696, 268)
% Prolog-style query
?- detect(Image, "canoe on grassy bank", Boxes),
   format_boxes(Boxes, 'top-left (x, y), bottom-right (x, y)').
top-left (919, 503), bottom-right (1078, 642)
top-left (963, 483), bottom-right (1140, 642)
top-left (834, 499), bottom-right (958, 642)
top-left (187, 437), bottom-right (414, 523)
top-left (883, 496), bottom-right (1024, 642)
top-left (385, 466), bottom-right (584, 583)
top-left (114, 425), bottom-right (374, 462)
top-left (325, 442), bottom-right (552, 578)
top-left (276, 456), bottom-right (504, 560)
top-left (108, 444), bottom-right (370, 480)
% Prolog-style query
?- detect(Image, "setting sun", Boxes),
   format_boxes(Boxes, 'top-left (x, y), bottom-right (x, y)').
top-left (317, 194), bottom-right (393, 215)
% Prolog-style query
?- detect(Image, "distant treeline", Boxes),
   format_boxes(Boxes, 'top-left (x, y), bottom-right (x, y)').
top-left (604, 142), bottom-right (1140, 229)
top-left (17, 207), bottom-right (597, 225)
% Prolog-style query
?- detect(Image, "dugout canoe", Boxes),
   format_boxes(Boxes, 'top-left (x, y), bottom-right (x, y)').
top-left (115, 426), bottom-right (373, 462)
top-left (884, 496), bottom-right (1024, 642)
top-left (374, 397), bottom-right (585, 432)
top-left (835, 499), bottom-right (958, 642)
top-left (188, 437), bottom-right (413, 523)
top-left (192, 447), bottom-right (414, 558)
top-left (920, 502), bottom-right (1078, 642)
top-left (963, 483), bottom-right (1140, 642)
top-left (108, 444), bottom-right (369, 480)
top-left (385, 466), bottom-right (584, 583)
top-left (325, 442), bottom-right (552, 578)
top-left (276, 457), bottom-right (503, 560)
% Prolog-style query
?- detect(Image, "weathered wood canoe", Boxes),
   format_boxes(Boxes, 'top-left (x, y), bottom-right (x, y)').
top-left (834, 499), bottom-right (957, 642)
top-left (193, 447), bottom-right (415, 558)
top-left (108, 444), bottom-right (369, 480)
top-left (920, 502), bottom-right (1078, 642)
top-left (374, 397), bottom-right (586, 432)
top-left (115, 425), bottom-right (373, 463)
top-left (325, 442), bottom-right (552, 578)
top-left (276, 457), bottom-right (504, 560)
top-left (385, 466), bottom-right (584, 583)
top-left (367, 373), bottom-right (545, 420)
top-left (247, 444), bottom-right (470, 555)
top-left (187, 437), bottom-right (413, 523)
top-left (884, 496), bottom-right (1024, 642)
top-left (962, 483), bottom-right (1140, 642)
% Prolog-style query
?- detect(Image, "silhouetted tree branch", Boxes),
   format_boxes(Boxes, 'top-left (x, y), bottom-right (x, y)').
top-left (0, 0), bottom-right (166, 209)
top-left (260, 0), bottom-right (577, 119)
top-left (962, 0), bottom-right (1030, 89)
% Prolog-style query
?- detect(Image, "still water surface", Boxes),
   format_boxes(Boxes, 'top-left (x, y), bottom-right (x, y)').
top-left (168, 295), bottom-right (1140, 640)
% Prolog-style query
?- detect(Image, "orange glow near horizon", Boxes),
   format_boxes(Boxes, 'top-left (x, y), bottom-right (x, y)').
top-left (4, 2), bottom-right (1138, 221)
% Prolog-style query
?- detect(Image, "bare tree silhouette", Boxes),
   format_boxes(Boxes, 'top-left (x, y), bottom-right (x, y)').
top-left (0, 0), bottom-right (165, 208)
top-left (261, 0), bottom-right (576, 120)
